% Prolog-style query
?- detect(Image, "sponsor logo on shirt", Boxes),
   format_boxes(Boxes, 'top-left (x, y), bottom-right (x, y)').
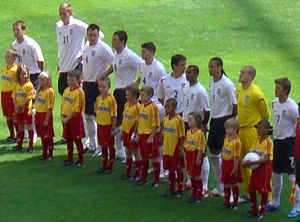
top-left (64, 96), bottom-right (74, 103)
top-left (2, 75), bottom-right (12, 81)
top-left (187, 139), bottom-right (196, 146)
top-left (124, 113), bottom-right (134, 120)
top-left (97, 106), bottom-right (110, 112)
top-left (222, 147), bottom-right (232, 155)
top-left (36, 97), bottom-right (46, 104)
top-left (181, 83), bottom-right (186, 89)
top-left (16, 92), bottom-right (26, 98)
top-left (163, 127), bottom-right (176, 134)
top-left (139, 113), bottom-right (149, 120)
top-left (69, 29), bottom-right (73, 35)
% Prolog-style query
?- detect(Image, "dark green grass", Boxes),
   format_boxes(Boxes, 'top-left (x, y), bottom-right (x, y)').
top-left (1, 0), bottom-right (300, 221)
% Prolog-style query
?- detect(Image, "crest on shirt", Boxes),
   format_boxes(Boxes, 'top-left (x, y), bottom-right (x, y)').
top-left (217, 88), bottom-right (221, 95)
top-left (69, 29), bottom-right (73, 35)
top-left (282, 110), bottom-right (287, 117)
top-left (191, 94), bottom-right (194, 100)
top-left (148, 72), bottom-right (153, 78)
top-left (22, 49), bottom-right (26, 55)
top-left (119, 59), bottom-right (122, 65)
top-left (92, 50), bottom-right (96, 57)
top-left (181, 83), bottom-right (186, 89)
top-left (245, 95), bottom-right (250, 104)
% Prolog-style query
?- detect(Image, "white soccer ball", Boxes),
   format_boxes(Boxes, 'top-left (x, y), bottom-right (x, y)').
top-left (243, 152), bottom-right (260, 170)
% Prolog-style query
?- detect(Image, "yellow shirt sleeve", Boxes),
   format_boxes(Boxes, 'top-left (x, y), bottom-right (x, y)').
top-left (197, 130), bottom-right (206, 151)
top-left (233, 139), bottom-right (241, 158)
top-left (46, 88), bottom-right (55, 110)
top-left (111, 96), bottom-right (117, 118)
top-left (151, 105), bottom-right (160, 128)
top-left (25, 82), bottom-right (35, 100)
top-left (257, 98), bottom-right (269, 120)
top-left (178, 118), bottom-right (185, 138)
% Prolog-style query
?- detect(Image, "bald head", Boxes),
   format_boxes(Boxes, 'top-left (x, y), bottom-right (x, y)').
top-left (239, 65), bottom-right (256, 86)
top-left (243, 65), bottom-right (256, 79)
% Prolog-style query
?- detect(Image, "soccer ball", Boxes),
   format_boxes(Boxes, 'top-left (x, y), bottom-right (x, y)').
top-left (243, 152), bottom-right (260, 169)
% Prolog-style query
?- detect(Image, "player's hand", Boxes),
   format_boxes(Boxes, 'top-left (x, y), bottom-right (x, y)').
top-left (146, 136), bottom-right (154, 144)
top-left (230, 168), bottom-right (238, 178)
top-left (43, 120), bottom-right (49, 127)
top-left (242, 160), bottom-right (251, 167)
top-left (196, 157), bottom-right (202, 166)
top-left (111, 129), bottom-right (116, 137)
top-left (61, 117), bottom-right (68, 125)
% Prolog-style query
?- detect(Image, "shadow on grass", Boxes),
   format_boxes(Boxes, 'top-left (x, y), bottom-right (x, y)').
top-left (234, 0), bottom-right (300, 70)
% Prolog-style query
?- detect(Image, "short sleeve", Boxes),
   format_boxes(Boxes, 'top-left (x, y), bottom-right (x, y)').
top-left (151, 105), bottom-right (160, 127)
top-left (178, 118), bottom-right (185, 138)
top-left (197, 131), bottom-right (206, 151)
top-left (226, 81), bottom-right (237, 105)
top-left (111, 96), bottom-right (118, 117)
top-left (233, 139), bottom-right (241, 158)
top-left (46, 88), bottom-right (55, 110)
top-left (130, 52), bottom-right (142, 70)
top-left (157, 78), bottom-right (165, 100)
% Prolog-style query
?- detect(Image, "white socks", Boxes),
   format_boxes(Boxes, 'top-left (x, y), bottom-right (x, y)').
top-left (272, 173), bottom-right (283, 207)
top-left (201, 156), bottom-right (210, 191)
top-left (210, 153), bottom-right (223, 191)
top-left (84, 114), bottom-right (97, 150)
top-left (115, 127), bottom-right (125, 158)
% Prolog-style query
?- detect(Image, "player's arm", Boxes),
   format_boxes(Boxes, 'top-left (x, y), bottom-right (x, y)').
top-left (37, 61), bottom-right (44, 71)
top-left (257, 98), bottom-right (269, 120)
top-left (147, 126), bottom-right (158, 144)
top-left (232, 104), bottom-right (237, 117)
top-left (111, 116), bottom-right (117, 136)
top-left (102, 65), bottom-right (113, 77)
top-left (203, 110), bottom-right (210, 128)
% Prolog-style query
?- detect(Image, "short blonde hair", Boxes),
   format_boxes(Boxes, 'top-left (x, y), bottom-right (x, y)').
top-left (225, 118), bottom-right (240, 133)
top-left (59, 3), bottom-right (73, 14)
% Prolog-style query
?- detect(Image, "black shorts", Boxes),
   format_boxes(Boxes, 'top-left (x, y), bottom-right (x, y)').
top-left (58, 63), bottom-right (83, 96)
top-left (207, 115), bottom-right (231, 152)
top-left (58, 72), bottom-right (68, 96)
top-left (30, 73), bottom-right (40, 91)
top-left (113, 88), bottom-right (126, 126)
top-left (83, 82), bottom-right (99, 115)
top-left (273, 137), bottom-right (295, 173)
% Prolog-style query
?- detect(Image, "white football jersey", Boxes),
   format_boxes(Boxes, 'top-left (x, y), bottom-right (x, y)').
top-left (209, 74), bottom-right (237, 118)
top-left (182, 83), bottom-right (210, 122)
top-left (112, 47), bottom-right (142, 88)
top-left (82, 40), bottom-right (114, 82)
top-left (139, 58), bottom-right (167, 101)
top-left (272, 97), bottom-right (298, 140)
top-left (157, 73), bottom-right (188, 113)
top-left (56, 16), bottom-right (87, 72)
top-left (12, 35), bottom-right (44, 74)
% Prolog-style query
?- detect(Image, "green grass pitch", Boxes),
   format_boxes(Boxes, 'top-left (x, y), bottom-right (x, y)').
top-left (1, 0), bottom-right (300, 221)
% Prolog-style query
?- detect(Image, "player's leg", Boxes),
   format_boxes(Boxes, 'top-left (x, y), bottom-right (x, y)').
top-left (123, 148), bottom-right (133, 179)
top-left (132, 148), bottom-right (141, 181)
top-left (194, 175), bottom-right (203, 203)
top-left (113, 89), bottom-right (126, 162)
top-left (240, 127), bottom-right (257, 201)
top-left (151, 135), bottom-right (160, 188)
top-left (223, 184), bottom-right (231, 208)
top-left (27, 123), bottom-right (34, 152)
top-left (107, 130), bottom-right (116, 171)
top-left (201, 155), bottom-right (210, 195)
top-left (208, 118), bottom-right (224, 196)
top-left (231, 183), bottom-right (240, 209)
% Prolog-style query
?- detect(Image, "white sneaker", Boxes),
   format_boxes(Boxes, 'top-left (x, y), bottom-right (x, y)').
top-left (33, 133), bottom-right (39, 143)
top-left (209, 187), bottom-right (224, 197)
top-left (92, 149), bottom-right (102, 157)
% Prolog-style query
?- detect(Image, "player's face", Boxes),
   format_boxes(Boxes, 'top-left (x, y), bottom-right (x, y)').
top-left (186, 68), bottom-right (196, 82)
top-left (4, 53), bottom-right (15, 65)
top-left (140, 91), bottom-right (150, 104)
top-left (125, 90), bottom-right (134, 102)
top-left (275, 83), bottom-right (285, 97)
top-left (141, 48), bottom-right (152, 60)
top-left (13, 24), bottom-right (24, 40)
top-left (38, 76), bottom-right (48, 88)
top-left (59, 7), bottom-right (71, 24)
top-left (187, 115), bottom-right (196, 128)
top-left (68, 76), bottom-right (79, 88)
top-left (112, 35), bottom-right (122, 50)
top-left (173, 60), bottom-right (186, 74)
top-left (20, 70), bottom-right (29, 82)
top-left (257, 123), bottom-right (268, 137)
top-left (98, 81), bottom-right (109, 95)
top-left (165, 103), bottom-right (175, 115)
top-left (208, 60), bottom-right (219, 76)
top-left (87, 29), bottom-right (99, 45)
top-left (239, 68), bottom-right (251, 83)
top-left (225, 126), bottom-right (236, 137)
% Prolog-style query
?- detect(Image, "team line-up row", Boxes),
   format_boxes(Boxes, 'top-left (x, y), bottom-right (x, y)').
top-left (2, 3), bottom-right (300, 221)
